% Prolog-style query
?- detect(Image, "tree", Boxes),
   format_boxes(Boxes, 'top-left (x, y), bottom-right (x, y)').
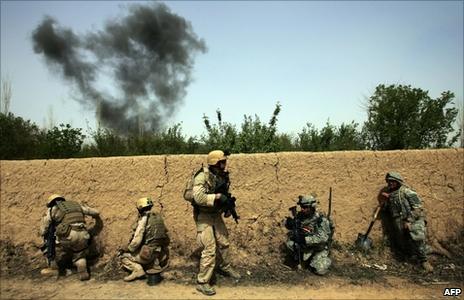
top-left (0, 113), bottom-right (41, 159)
top-left (1, 77), bottom-right (12, 115)
top-left (39, 123), bottom-right (85, 158)
top-left (458, 100), bottom-right (464, 148)
top-left (362, 84), bottom-right (459, 150)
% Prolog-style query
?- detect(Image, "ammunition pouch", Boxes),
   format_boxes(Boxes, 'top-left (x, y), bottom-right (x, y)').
top-left (55, 223), bottom-right (71, 238)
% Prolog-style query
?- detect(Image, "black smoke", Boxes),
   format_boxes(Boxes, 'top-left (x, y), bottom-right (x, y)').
top-left (32, 3), bottom-right (206, 134)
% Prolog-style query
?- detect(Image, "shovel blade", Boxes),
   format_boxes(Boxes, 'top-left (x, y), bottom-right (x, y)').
top-left (355, 233), bottom-right (373, 252)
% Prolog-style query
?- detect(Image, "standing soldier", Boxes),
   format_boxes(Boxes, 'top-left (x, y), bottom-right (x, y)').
top-left (379, 172), bottom-right (433, 272)
top-left (119, 197), bottom-right (170, 282)
top-left (39, 194), bottom-right (100, 280)
top-left (285, 195), bottom-right (334, 275)
top-left (192, 150), bottom-right (241, 296)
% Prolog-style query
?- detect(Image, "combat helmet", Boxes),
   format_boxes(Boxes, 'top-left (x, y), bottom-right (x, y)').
top-left (297, 195), bottom-right (317, 208)
top-left (385, 171), bottom-right (404, 184)
top-left (47, 194), bottom-right (65, 207)
top-left (207, 150), bottom-right (227, 166)
top-left (136, 197), bottom-right (154, 210)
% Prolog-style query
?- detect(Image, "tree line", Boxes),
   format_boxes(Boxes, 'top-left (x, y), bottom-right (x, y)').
top-left (0, 84), bottom-right (461, 160)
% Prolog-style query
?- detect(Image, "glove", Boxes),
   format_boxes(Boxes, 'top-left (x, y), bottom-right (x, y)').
top-left (285, 217), bottom-right (295, 230)
top-left (378, 190), bottom-right (390, 206)
top-left (214, 194), bottom-right (228, 207)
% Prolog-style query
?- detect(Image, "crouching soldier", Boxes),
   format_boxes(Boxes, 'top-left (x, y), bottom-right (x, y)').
top-left (39, 194), bottom-right (100, 280)
top-left (119, 197), bottom-right (170, 282)
top-left (285, 195), bottom-right (334, 275)
top-left (379, 172), bottom-right (433, 272)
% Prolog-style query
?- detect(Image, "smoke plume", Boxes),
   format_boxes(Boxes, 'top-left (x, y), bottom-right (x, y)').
top-left (32, 3), bottom-right (206, 134)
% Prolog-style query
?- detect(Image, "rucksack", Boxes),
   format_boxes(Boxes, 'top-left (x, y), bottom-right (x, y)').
top-left (183, 166), bottom-right (204, 203)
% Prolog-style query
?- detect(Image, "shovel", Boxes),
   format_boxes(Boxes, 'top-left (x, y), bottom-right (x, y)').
top-left (355, 205), bottom-right (383, 252)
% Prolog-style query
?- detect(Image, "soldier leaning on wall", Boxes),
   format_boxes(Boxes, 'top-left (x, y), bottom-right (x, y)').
top-left (378, 171), bottom-right (434, 273)
top-left (39, 194), bottom-right (100, 280)
top-left (192, 150), bottom-right (241, 296)
top-left (119, 197), bottom-right (170, 282)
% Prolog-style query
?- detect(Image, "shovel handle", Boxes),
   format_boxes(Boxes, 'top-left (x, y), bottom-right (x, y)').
top-left (364, 205), bottom-right (383, 237)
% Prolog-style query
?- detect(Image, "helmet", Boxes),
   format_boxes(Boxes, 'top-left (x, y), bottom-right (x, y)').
top-left (136, 197), bottom-right (153, 210)
top-left (207, 150), bottom-right (227, 166)
top-left (385, 171), bottom-right (404, 184)
top-left (47, 194), bottom-right (65, 207)
top-left (297, 195), bottom-right (317, 208)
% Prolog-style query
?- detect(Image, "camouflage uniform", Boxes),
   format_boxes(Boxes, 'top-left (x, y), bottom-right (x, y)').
top-left (120, 211), bottom-right (170, 281)
top-left (39, 195), bottom-right (99, 280)
top-left (381, 173), bottom-right (429, 264)
top-left (285, 196), bottom-right (333, 275)
top-left (193, 166), bottom-right (236, 283)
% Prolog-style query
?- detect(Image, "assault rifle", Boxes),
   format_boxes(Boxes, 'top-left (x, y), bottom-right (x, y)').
top-left (215, 171), bottom-right (240, 224)
top-left (40, 214), bottom-right (56, 266)
top-left (223, 193), bottom-right (240, 224)
top-left (288, 206), bottom-right (303, 269)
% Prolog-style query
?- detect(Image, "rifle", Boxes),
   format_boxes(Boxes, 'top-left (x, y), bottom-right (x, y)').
top-left (327, 187), bottom-right (334, 250)
top-left (289, 206), bottom-right (302, 269)
top-left (40, 211), bottom-right (56, 266)
top-left (223, 194), bottom-right (240, 223)
top-left (215, 171), bottom-right (240, 223)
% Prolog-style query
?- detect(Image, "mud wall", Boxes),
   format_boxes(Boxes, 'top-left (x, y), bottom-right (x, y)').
top-left (1, 149), bottom-right (463, 265)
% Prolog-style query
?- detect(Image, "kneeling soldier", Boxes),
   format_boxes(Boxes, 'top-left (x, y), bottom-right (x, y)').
top-left (39, 194), bottom-right (100, 280)
top-left (120, 197), bottom-right (170, 282)
top-left (285, 195), bottom-right (334, 275)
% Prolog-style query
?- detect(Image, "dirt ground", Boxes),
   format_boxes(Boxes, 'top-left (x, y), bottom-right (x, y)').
top-left (1, 236), bottom-right (463, 299)
top-left (0, 276), bottom-right (450, 299)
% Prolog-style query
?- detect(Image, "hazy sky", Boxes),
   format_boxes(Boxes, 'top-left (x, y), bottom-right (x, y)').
top-left (1, 1), bottom-right (463, 137)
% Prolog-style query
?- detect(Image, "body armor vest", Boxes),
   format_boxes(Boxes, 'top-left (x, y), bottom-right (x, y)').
top-left (197, 168), bottom-right (226, 214)
top-left (299, 212), bottom-right (323, 235)
top-left (143, 213), bottom-right (168, 246)
top-left (55, 200), bottom-right (85, 225)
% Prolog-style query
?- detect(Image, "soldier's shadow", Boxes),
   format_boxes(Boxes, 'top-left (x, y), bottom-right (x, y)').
top-left (87, 216), bottom-right (105, 266)
top-left (379, 211), bottom-right (411, 262)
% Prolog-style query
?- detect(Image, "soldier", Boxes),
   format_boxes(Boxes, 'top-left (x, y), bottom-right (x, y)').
top-left (39, 194), bottom-right (100, 280)
top-left (379, 171), bottom-right (433, 272)
top-left (285, 195), bottom-right (334, 275)
top-left (192, 150), bottom-right (241, 296)
top-left (119, 197), bottom-right (170, 282)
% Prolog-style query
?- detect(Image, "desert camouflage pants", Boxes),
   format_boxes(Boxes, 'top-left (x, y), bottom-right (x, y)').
top-left (56, 228), bottom-right (90, 263)
top-left (196, 222), bottom-right (230, 284)
top-left (120, 245), bottom-right (169, 273)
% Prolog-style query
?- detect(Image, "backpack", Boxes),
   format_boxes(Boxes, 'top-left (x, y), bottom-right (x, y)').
top-left (183, 166), bottom-right (204, 203)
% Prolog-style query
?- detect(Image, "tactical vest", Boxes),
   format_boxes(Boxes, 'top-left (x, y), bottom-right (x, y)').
top-left (299, 212), bottom-right (322, 234)
top-left (299, 212), bottom-right (334, 248)
top-left (196, 168), bottom-right (226, 214)
top-left (143, 213), bottom-right (168, 246)
top-left (55, 200), bottom-right (85, 225)
top-left (387, 186), bottom-right (412, 219)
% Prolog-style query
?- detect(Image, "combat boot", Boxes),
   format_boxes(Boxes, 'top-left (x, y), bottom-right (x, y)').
top-left (196, 283), bottom-right (216, 296)
top-left (40, 261), bottom-right (59, 277)
top-left (75, 258), bottom-right (90, 281)
top-left (40, 267), bottom-right (59, 277)
top-left (421, 261), bottom-right (434, 273)
top-left (124, 265), bottom-right (145, 282)
top-left (219, 266), bottom-right (241, 280)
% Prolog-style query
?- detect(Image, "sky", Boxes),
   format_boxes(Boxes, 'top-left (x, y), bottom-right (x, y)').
top-left (1, 1), bottom-right (463, 138)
